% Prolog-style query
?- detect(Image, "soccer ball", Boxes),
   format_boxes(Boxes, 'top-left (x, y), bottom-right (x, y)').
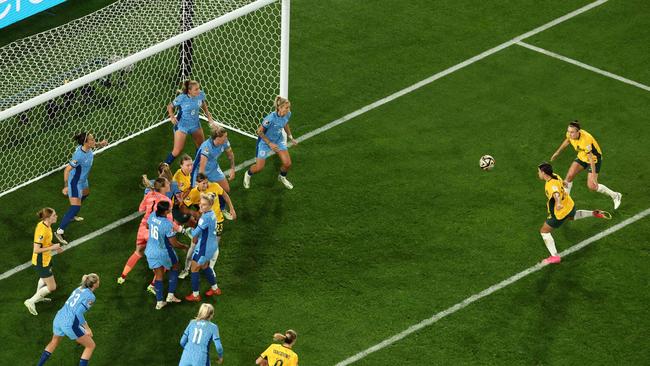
top-left (479, 155), bottom-right (495, 171)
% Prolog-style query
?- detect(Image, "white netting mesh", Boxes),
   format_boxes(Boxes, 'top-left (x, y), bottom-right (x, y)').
top-left (0, 0), bottom-right (282, 195)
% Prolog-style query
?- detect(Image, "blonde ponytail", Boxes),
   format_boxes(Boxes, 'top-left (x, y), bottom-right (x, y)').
top-left (274, 96), bottom-right (290, 112)
top-left (80, 273), bottom-right (100, 289)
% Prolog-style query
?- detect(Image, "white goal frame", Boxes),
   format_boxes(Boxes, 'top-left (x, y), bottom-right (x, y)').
top-left (0, 0), bottom-right (290, 198)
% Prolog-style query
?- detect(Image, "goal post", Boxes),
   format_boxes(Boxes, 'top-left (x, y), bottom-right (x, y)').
top-left (0, 0), bottom-right (289, 198)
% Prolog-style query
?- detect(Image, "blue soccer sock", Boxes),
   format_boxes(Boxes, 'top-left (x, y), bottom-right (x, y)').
top-left (202, 268), bottom-right (217, 287)
top-left (164, 152), bottom-right (177, 165)
top-left (59, 205), bottom-right (81, 230)
top-left (154, 280), bottom-right (164, 302)
top-left (81, 194), bottom-right (89, 202)
top-left (168, 269), bottom-right (179, 294)
top-left (191, 271), bottom-right (200, 292)
top-left (79, 358), bottom-right (89, 366)
top-left (37, 350), bottom-right (52, 366)
top-left (218, 195), bottom-right (226, 212)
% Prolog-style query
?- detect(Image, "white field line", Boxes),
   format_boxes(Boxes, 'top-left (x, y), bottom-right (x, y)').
top-left (517, 41), bottom-right (650, 92)
top-left (0, 0), bottom-right (608, 200)
top-left (335, 208), bottom-right (650, 366)
top-left (0, 0), bottom-right (609, 280)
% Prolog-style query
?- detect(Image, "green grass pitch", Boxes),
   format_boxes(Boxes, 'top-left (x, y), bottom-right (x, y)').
top-left (1, 0), bottom-right (649, 365)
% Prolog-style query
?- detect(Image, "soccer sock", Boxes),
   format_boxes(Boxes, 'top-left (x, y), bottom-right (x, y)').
top-left (597, 184), bottom-right (616, 199)
top-left (574, 210), bottom-right (594, 220)
top-left (280, 170), bottom-right (288, 177)
top-left (565, 181), bottom-right (573, 194)
top-left (164, 152), bottom-right (177, 165)
top-left (541, 232), bottom-right (558, 256)
top-left (191, 271), bottom-right (200, 296)
top-left (81, 195), bottom-right (89, 202)
top-left (184, 253), bottom-right (192, 271)
top-left (247, 169), bottom-right (253, 176)
top-left (169, 269), bottom-right (179, 294)
top-left (29, 285), bottom-right (51, 303)
top-left (37, 350), bottom-right (52, 366)
top-left (154, 280), bottom-right (164, 302)
top-left (202, 268), bottom-right (217, 288)
top-left (59, 205), bottom-right (81, 230)
top-left (36, 278), bottom-right (46, 292)
top-left (120, 252), bottom-right (142, 278)
top-left (79, 358), bottom-right (89, 366)
top-left (218, 195), bottom-right (226, 212)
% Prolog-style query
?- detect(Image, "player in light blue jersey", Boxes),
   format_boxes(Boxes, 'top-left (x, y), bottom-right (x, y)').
top-left (55, 132), bottom-right (108, 245)
top-left (37, 273), bottom-right (100, 366)
top-left (185, 193), bottom-right (220, 302)
top-left (179, 303), bottom-right (224, 365)
top-left (145, 201), bottom-right (189, 309)
top-left (165, 80), bottom-right (216, 165)
top-left (244, 96), bottom-right (298, 190)
top-left (192, 126), bottom-right (236, 219)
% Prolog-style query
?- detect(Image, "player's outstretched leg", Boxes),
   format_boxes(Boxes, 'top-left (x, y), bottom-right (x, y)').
top-left (574, 209), bottom-right (612, 220)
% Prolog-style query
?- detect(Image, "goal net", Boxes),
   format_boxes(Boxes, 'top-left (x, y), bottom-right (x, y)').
top-left (0, 0), bottom-right (289, 197)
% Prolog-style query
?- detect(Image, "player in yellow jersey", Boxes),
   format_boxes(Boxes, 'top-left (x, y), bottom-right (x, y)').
top-left (172, 154), bottom-right (196, 230)
top-left (550, 120), bottom-right (622, 209)
top-left (537, 163), bottom-right (611, 264)
top-left (256, 330), bottom-right (299, 366)
top-left (24, 208), bottom-right (65, 315)
top-left (173, 154), bottom-right (194, 199)
top-left (178, 173), bottom-right (236, 280)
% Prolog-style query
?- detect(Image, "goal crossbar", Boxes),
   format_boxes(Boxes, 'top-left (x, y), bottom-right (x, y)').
top-left (0, 0), bottom-right (277, 122)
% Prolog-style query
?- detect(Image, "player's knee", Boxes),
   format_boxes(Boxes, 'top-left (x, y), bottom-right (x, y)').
top-left (48, 282), bottom-right (57, 292)
top-left (283, 160), bottom-right (292, 170)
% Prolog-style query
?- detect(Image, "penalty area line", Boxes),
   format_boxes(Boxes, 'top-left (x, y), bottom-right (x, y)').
top-left (334, 208), bottom-right (650, 366)
top-left (516, 41), bottom-right (650, 93)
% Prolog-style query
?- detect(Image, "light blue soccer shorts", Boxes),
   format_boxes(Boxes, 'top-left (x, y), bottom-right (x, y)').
top-left (174, 120), bottom-right (201, 135)
top-left (146, 253), bottom-right (172, 270)
top-left (192, 247), bottom-right (216, 266)
top-left (67, 179), bottom-right (89, 199)
top-left (256, 139), bottom-right (287, 159)
top-left (53, 314), bottom-right (86, 340)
